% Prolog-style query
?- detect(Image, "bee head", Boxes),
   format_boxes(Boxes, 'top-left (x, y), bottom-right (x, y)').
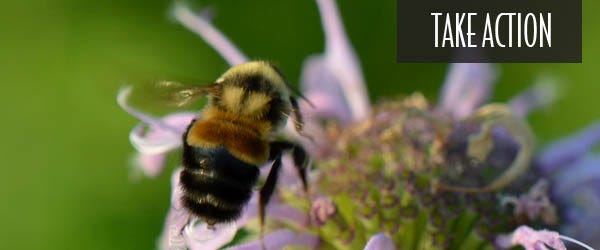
top-left (211, 61), bottom-right (294, 129)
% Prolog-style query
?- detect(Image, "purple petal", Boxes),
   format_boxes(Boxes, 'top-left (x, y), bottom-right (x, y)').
top-left (227, 229), bottom-right (320, 250)
top-left (129, 112), bottom-right (196, 154)
top-left (238, 191), bottom-right (308, 228)
top-left (438, 63), bottom-right (497, 119)
top-left (172, 3), bottom-right (248, 66)
top-left (559, 186), bottom-right (600, 248)
top-left (185, 222), bottom-right (239, 250)
top-left (133, 152), bottom-right (167, 178)
top-left (551, 155), bottom-right (600, 197)
top-left (128, 112), bottom-right (195, 176)
top-left (308, 0), bottom-right (370, 121)
top-left (495, 225), bottom-right (566, 250)
top-left (129, 124), bottom-right (181, 154)
top-left (536, 120), bottom-right (600, 174)
top-left (118, 86), bottom-right (184, 134)
top-left (158, 168), bottom-right (191, 250)
top-left (363, 233), bottom-right (395, 250)
top-left (119, 87), bottom-right (196, 176)
top-left (548, 154), bottom-right (600, 247)
top-left (158, 168), bottom-right (240, 250)
top-left (300, 55), bottom-right (353, 124)
top-left (509, 78), bottom-right (559, 117)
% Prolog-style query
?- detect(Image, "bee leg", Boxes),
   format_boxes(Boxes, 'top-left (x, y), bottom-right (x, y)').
top-left (269, 141), bottom-right (310, 193)
top-left (290, 143), bottom-right (310, 193)
top-left (287, 143), bottom-right (314, 227)
top-left (258, 154), bottom-right (283, 250)
top-left (269, 141), bottom-right (312, 227)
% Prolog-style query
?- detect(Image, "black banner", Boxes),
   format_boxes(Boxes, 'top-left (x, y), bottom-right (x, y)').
top-left (397, 0), bottom-right (581, 62)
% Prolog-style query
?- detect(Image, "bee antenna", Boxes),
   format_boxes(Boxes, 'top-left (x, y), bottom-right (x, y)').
top-left (294, 91), bottom-right (316, 109)
top-left (284, 82), bottom-right (315, 109)
top-left (280, 111), bottom-right (315, 143)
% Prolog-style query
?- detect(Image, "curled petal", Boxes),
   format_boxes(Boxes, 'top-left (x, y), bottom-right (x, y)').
top-left (128, 112), bottom-right (194, 176)
top-left (226, 229), bottom-right (320, 250)
top-left (185, 222), bottom-right (238, 250)
top-left (159, 208), bottom-right (191, 250)
top-left (172, 3), bottom-right (248, 66)
top-left (118, 86), bottom-right (184, 134)
top-left (536, 120), bottom-right (600, 174)
top-left (438, 63), bottom-right (497, 119)
top-left (363, 233), bottom-right (395, 250)
top-left (311, 0), bottom-right (370, 121)
top-left (159, 168), bottom-right (240, 250)
top-left (119, 86), bottom-right (196, 176)
top-left (129, 112), bottom-right (195, 155)
top-left (129, 124), bottom-right (181, 154)
top-left (495, 225), bottom-right (566, 250)
top-left (509, 78), bottom-right (559, 117)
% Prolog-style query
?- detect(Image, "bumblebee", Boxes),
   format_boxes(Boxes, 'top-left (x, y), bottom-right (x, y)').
top-left (160, 61), bottom-right (311, 231)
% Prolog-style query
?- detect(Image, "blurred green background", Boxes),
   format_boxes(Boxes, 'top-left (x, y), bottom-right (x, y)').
top-left (0, 0), bottom-right (597, 249)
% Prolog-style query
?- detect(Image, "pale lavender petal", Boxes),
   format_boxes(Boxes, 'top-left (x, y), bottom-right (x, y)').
top-left (134, 152), bottom-right (166, 177)
top-left (509, 79), bottom-right (559, 117)
top-left (118, 86), bottom-right (183, 134)
top-left (172, 3), bottom-right (248, 66)
top-left (158, 168), bottom-right (191, 250)
top-left (536, 120), bottom-right (600, 174)
top-left (159, 168), bottom-right (240, 250)
top-left (159, 208), bottom-right (190, 250)
top-left (438, 63), bottom-right (497, 119)
top-left (312, 0), bottom-right (370, 121)
top-left (185, 222), bottom-right (239, 250)
top-left (120, 86), bottom-right (196, 176)
top-left (363, 233), bottom-right (396, 250)
top-left (495, 225), bottom-right (566, 250)
top-left (169, 168), bottom-right (185, 209)
top-left (238, 191), bottom-right (308, 228)
top-left (129, 125), bottom-right (181, 154)
top-left (300, 55), bottom-right (353, 124)
top-left (129, 112), bottom-right (196, 154)
top-left (226, 229), bottom-right (320, 250)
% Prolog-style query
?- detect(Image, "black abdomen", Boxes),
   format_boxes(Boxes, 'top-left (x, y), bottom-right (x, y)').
top-left (181, 128), bottom-right (260, 224)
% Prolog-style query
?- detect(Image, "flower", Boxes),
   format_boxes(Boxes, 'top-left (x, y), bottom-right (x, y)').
top-left (535, 121), bottom-right (600, 248)
top-left (119, 0), bottom-right (599, 249)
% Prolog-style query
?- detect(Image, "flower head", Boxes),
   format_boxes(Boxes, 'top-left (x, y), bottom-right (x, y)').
top-left (119, 0), bottom-right (598, 249)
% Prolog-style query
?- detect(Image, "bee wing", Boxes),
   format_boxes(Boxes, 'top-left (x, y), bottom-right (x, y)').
top-left (153, 81), bottom-right (216, 107)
